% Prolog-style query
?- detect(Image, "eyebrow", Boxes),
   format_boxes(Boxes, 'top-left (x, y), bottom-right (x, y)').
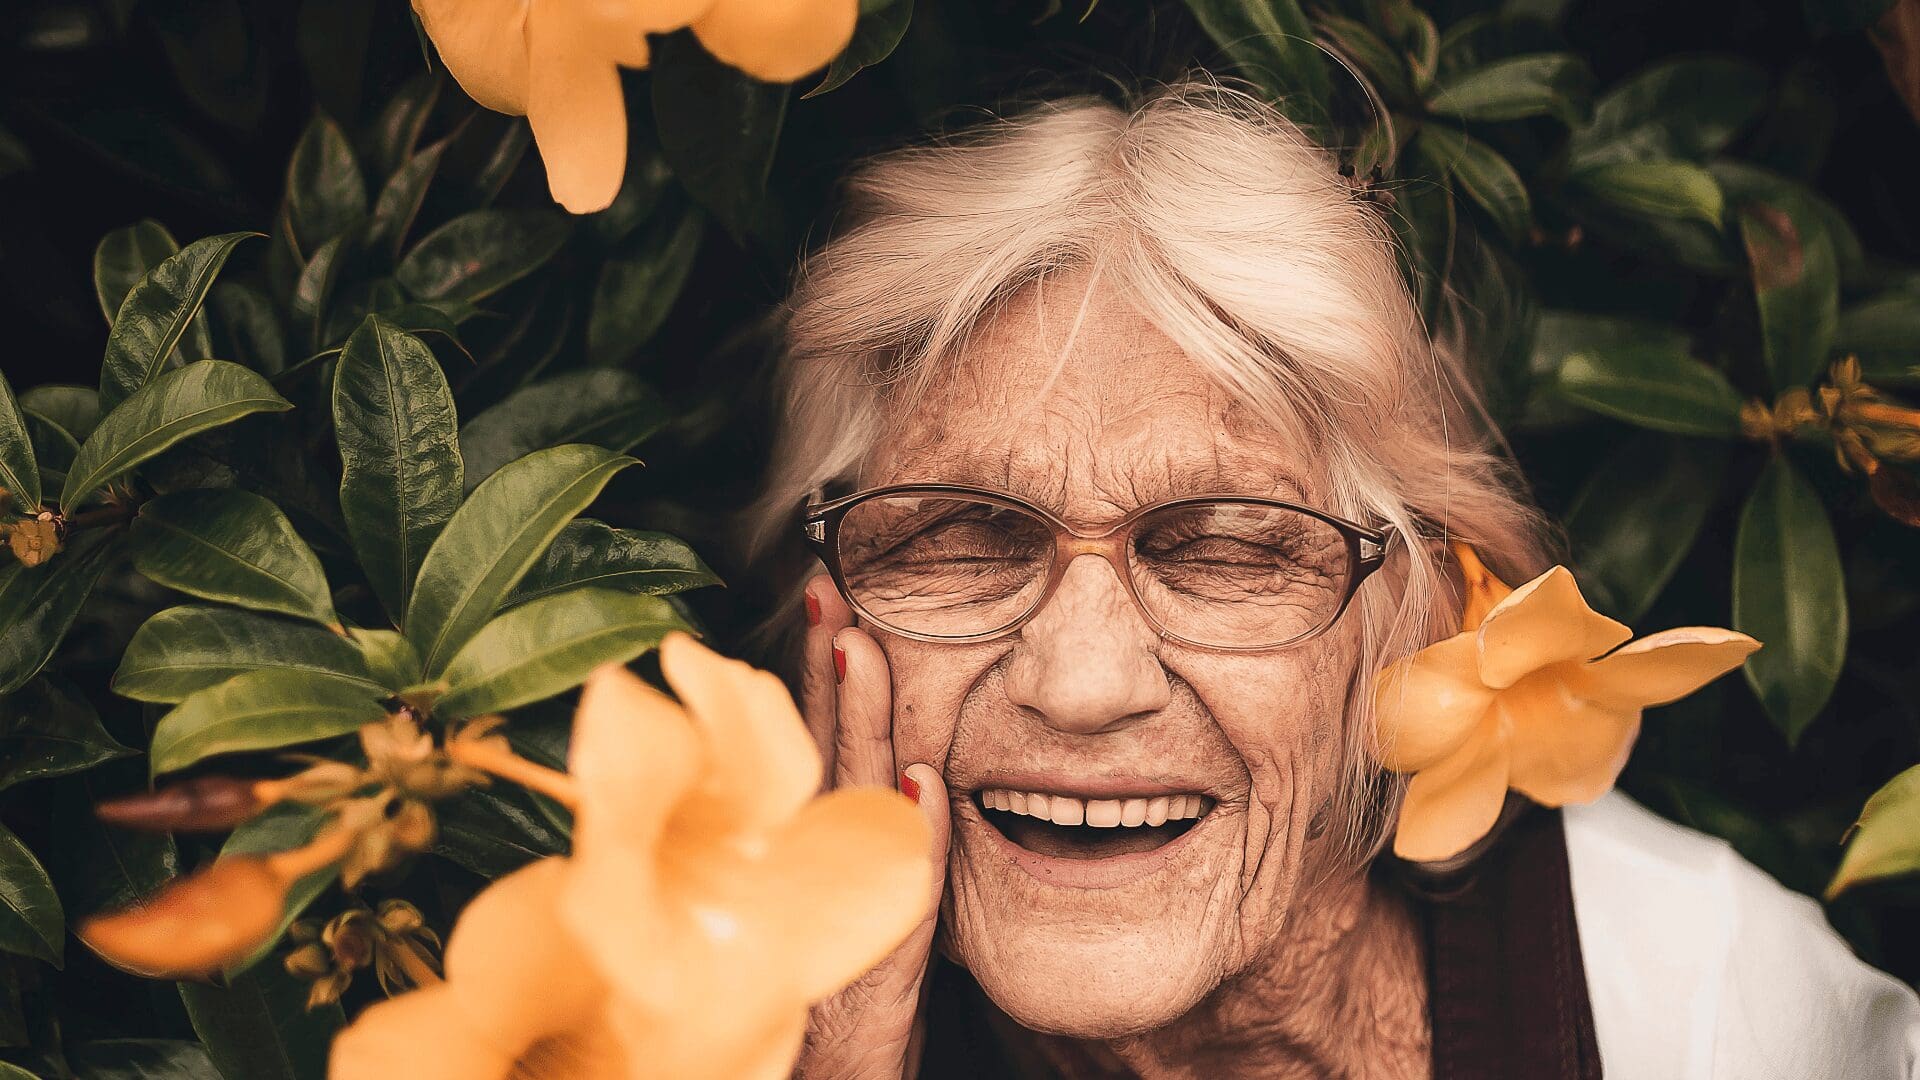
top-left (886, 452), bottom-right (1310, 517)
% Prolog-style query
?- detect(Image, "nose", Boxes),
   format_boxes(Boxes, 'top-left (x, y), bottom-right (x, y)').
top-left (1002, 553), bottom-right (1171, 734)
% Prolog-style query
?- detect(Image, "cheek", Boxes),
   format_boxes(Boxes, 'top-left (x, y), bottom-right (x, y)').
top-left (872, 636), bottom-right (995, 769)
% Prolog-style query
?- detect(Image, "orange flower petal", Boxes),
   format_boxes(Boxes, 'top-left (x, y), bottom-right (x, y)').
top-left (614, 0), bottom-right (721, 32)
top-left (1372, 632), bottom-right (1497, 773)
top-left (1496, 672), bottom-right (1639, 807)
top-left (661, 632), bottom-right (824, 836)
top-left (527, 0), bottom-right (628, 213)
top-left (412, 0), bottom-right (532, 115)
top-left (1577, 627), bottom-right (1760, 708)
top-left (1392, 723), bottom-right (1512, 862)
top-left (1452, 541), bottom-right (1513, 631)
top-left (608, 997), bottom-right (808, 1080)
top-left (77, 857), bottom-right (288, 978)
top-left (1476, 567), bottom-right (1632, 689)
top-left (442, 860), bottom-right (604, 1055)
top-left (692, 0), bottom-right (859, 83)
top-left (328, 985), bottom-right (519, 1080)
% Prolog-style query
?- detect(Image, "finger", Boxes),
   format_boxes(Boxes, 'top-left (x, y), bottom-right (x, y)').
top-left (800, 575), bottom-right (852, 781)
top-left (832, 626), bottom-right (895, 790)
top-left (900, 763), bottom-right (952, 925)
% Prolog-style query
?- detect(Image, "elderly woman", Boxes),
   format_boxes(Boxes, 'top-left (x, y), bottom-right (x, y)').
top-left (754, 83), bottom-right (1920, 1078)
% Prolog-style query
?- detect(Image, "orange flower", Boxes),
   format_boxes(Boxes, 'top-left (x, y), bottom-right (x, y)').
top-left (1373, 546), bottom-right (1759, 862)
top-left (410, 0), bottom-right (856, 213)
top-left (329, 633), bottom-right (930, 1080)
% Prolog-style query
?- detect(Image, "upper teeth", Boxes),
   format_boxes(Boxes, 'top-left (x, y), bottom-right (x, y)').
top-left (978, 789), bottom-right (1211, 828)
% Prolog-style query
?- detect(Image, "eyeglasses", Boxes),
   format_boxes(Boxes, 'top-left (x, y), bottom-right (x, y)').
top-left (802, 484), bottom-right (1394, 651)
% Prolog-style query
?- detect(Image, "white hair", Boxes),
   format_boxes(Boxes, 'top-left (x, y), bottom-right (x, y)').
top-left (749, 79), bottom-right (1550, 860)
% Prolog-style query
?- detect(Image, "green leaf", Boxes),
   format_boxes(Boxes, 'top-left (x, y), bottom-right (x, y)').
top-left (220, 803), bottom-right (335, 977)
top-left (130, 490), bottom-right (336, 627)
top-left (333, 317), bottom-right (463, 621)
top-left (1555, 344), bottom-right (1745, 437)
top-left (114, 605), bottom-right (382, 703)
top-left (65, 1039), bottom-right (222, 1079)
top-left (585, 207), bottom-right (704, 367)
top-left (46, 767), bottom-right (179, 926)
top-left (510, 519), bottom-right (719, 607)
top-left (1565, 433), bottom-right (1729, 623)
top-left (289, 230), bottom-right (353, 354)
top-left (1316, 12), bottom-right (1414, 103)
top-left (367, 137), bottom-right (447, 257)
top-left (1565, 57), bottom-right (1768, 169)
top-left (1733, 454), bottom-right (1846, 744)
top-left (1424, 52), bottom-right (1591, 125)
top-left (18, 385), bottom-right (100, 442)
top-left (652, 33), bottom-right (789, 243)
top-left (806, 0), bottom-right (914, 98)
top-left (0, 677), bottom-right (132, 791)
top-left (179, 961), bottom-right (341, 1080)
top-left (437, 590), bottom-right (688, 717)
top-left (0, 825), bottom-right (61, 966)
top-left (395, 209), bottom-right (569, 303)
top-left (62, 360), bottom-right (291, 511)
top-left (22, 413), bottom-right (77, 497)
top-left (0, 370), bottom-right (40, 512)
top-left (1828, 764), bottom-right (1920, 898)
top-left (349, 629), bottom-right (422, 691)
top-left (458, 371), bottom-right (668, 492)
top-left (406, 445), bottom-right (637, 676)
top-left (208, 281), bottom-right (287, 376)
top-left (149, 669), bottom-right (387, 778)
top-left (1714, 162), bottom-right (1865, 282)
top-left (0, 532), bottom-right (123, 696)
top-left (283, 114), bottom-right (367, 258)
top-left (433, 786), bottom-right (567, 878)
top-left (98, 232), bottom-right (257, 411)
top-left (1181, 0), bottom-right (1330, 129)
top-left (1415, 125), bottom-right (1530, 242)
top-left (365, 71), bottom-right (441, 180)
top-left (1741, 197), bottom-right (1840, 391)
top-left (1837, 293), bottom-right (1920, 380)
top-left (1568, 161), bottom-right (1725, 231)
top-left (92, 220), bottom-right (181, 325)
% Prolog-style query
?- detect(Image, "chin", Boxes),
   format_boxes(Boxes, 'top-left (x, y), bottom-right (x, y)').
top-left (959, 923), bottom-right (1223, 1038)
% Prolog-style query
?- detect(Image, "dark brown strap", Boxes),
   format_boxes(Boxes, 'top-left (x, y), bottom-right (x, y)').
top-left (1403, 804), bottom-right (1604, 1080)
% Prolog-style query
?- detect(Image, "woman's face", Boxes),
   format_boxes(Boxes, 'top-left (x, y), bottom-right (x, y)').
top-left (860, 275), bottom-right (1367, 1038)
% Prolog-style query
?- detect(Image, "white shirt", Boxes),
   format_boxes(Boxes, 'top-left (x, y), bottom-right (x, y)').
top-left (1565, 792), bottom-right (1920, 1078)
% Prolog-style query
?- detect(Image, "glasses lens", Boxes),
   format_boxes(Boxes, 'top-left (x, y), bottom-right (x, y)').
top-left (1129, 502), bottom-right (1352, 648)
top-left (836, 495), bottom-right (1053, 638)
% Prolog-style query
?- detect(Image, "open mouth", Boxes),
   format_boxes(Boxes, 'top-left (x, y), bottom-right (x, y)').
top-left (974, 788), bottom-right (1214, 860)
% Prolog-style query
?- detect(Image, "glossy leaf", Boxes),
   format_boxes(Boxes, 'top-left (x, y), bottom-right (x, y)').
top-left (92, 220), bottom-right (182, 325)
top-left (284, 114), bottom-right (367, 257)
top-left (180, 961), bottom-right (341, 1080)
top-left (1734, 454), bottom-right (1846, 744)
top-left (23, 413), bottom-right (77, 497)
top-left (1569, 161), bottom-right (1724, 230)
top-left (366, 71), bottom-right (441, 180)
top-left (19, 384), bottom-right (102, 443)
top-left (1416, 125), bottom-right (1530, 242)
top-left (220, 803), bottom-right (335, 977)
top-left (1565, 433), bottom-right (1729, 622)
top-left (585, 207), bottom-right (704, 367)
top-left (509, 519), bottom-right (719, 607)
top-left (1715, 162), bottom-right (1865, 281)
top-left (394, 208), bottom-right (569, 302)
top-left (652, 33), bottom-right (790, 242)
top-left (208, 281), bottom-right (286, 375)
top-left (0, 370), bottom-right (39, 511)
top-left (113, 605), bottom-right (381, 703)
top-left (367, 137), bottom-right (447, 257)
top-left (1741, 197), bottom-right (1840, 391)
top-left (149, 669), bottom-right (387, 778)
top-left (806, 0), bottom-right (915, 98)
top-left (98, 232), bottom-right (256, 411)
top-left (1829, 764), bottom-right (1920, 898)
top-left (130, 490), bottom-right (336, 627)
top-left (46, 767), bottom-right (179, 928)
top-left (1315, 13), bottom-right (1413, 103)
top-left (1180, 0), bottom-right (1330, 128)
top-left (0, 677), bottom-right (132, 791)
top-left (0, 825), bottom-right (62, 966)
top-left (350, 629), bottom-right (422, 691)
top-left (289, 231), bottom-right (352, 353)
top-left (458, 370), bottom-right (668, 491)
top-left (433, 785), bottom-right (567, 878)
top-left (333, 317), bottom-right (463, 620)
top-left (1424, 53), bottom-right (1590, 125)
top-left (1836, 292), bottom-right (1920, 369)
top-left (64, 1039), bottom-right (222, 1079)
top-left (436, 589), bottom-right (688, 717)
top-left (1555, 344), bottom-right (1745, 437)
top-left (62, 361), bottom-right (290, 511)
top-left (1565, 57), bottom-right (1768, 169)
top-left (0, 532), bottom-right (123, 696)
top-left (405, 445), bottom-right (637, 676)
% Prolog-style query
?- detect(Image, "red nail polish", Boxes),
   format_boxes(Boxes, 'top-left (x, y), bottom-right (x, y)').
top-left (833, 645), bottom-right (847, 683)
top-left (804, 592), bottom-right (821, 626)
top-left (900, 771), bottom-right (921, 802)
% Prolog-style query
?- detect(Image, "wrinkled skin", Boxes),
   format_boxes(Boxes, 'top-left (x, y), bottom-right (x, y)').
top-left (794, 271), bottom-right (1429, 1079)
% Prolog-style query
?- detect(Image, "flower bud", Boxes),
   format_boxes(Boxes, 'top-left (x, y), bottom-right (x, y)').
top-left (96, 777), bottom-right (267, 832)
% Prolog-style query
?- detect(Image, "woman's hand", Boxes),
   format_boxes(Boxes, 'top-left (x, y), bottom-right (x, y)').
top-left (794, 575), bottom-right (952, 1080)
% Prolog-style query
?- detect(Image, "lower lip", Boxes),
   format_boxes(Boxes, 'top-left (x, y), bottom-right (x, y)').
top-left (961, 798), bottom-right (1214, 889)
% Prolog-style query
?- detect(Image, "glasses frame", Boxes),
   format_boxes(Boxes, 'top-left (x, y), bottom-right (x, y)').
top-left (802, 483), bottom-right (1396, 652)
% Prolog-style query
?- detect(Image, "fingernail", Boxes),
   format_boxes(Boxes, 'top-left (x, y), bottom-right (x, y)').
top-left (804, 591), bottom-right (821, 626)
top-left (833, 645), bottom-right (847, 683)
top-left (900, 771), bottom-right (921, 802)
